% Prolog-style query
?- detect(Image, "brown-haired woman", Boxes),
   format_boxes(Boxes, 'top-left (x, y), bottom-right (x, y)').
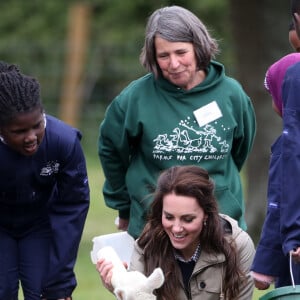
top-left (97, 165), bottom-right (254, 300)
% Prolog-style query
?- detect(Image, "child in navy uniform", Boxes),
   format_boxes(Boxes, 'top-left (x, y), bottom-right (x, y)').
top-left (0, 62), bottom-right (89, 300)
top-left (251, 53), bottom-right (300, 289)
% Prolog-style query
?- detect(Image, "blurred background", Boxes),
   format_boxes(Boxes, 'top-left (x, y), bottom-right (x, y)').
top-left (3, 0), bottom-right (292, 299)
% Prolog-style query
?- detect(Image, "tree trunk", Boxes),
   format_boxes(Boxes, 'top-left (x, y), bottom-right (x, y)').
top-left (228, 0), bottom-right (290, 243)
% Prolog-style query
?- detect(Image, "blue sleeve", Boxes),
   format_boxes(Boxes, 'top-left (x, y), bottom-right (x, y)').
top-left (252, 138), bottom-right (286, 275)
top-left (251, 200), bottom-right (286, 275)
top-left (281, 62), bottom-right (300, 255)
top-left (42, 131), bottom-right (90, 298)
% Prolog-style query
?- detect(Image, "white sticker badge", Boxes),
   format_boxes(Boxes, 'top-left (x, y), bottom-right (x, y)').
top-left (193, 101), bottom-right (223, 127)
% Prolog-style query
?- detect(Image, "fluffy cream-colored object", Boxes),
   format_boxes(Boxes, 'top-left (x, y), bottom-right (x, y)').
top-left (97, 246), bottom-right (164, 300)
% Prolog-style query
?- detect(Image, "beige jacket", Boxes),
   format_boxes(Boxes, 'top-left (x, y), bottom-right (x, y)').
top-left (130, 214), bottom-right (255, 300)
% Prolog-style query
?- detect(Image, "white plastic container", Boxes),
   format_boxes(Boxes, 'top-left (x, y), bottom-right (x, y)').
top-left (90, 231), bottom-right (135, 266)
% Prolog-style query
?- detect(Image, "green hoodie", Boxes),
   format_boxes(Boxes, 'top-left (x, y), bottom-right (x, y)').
top-left (98, 61), bottom-right (256, 238)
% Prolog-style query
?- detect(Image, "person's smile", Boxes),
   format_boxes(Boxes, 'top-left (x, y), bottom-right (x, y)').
top-left (23, 141), bottom-right (38, 155)
top-left (155, 37), bottom-right (205, 90)
top-left (162, 192), bottom-right (206, 260)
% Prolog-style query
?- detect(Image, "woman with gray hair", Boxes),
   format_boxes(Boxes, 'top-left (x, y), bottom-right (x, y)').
top-left (140, 6), bottom-right (219, 78)
top-left (98, 5), bottom-right (256, 240)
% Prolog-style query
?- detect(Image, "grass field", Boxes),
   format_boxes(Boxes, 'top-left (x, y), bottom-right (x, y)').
top-left (71, 155), bottom-right (117, 300)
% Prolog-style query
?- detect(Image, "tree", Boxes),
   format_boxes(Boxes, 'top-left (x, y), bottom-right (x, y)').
top-left (228, 0), bottom-right (291, 242)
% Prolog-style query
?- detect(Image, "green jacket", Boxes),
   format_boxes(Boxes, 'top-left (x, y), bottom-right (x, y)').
top-left (130, 215), bottom-right (255, 300)
top-left (98, 61), bottom-right (256, 238)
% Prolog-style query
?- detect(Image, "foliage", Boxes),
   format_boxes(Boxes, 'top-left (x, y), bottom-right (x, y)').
top-left (0, 0), bottom-right (231, 113)
top-left (86, 0), bottom-right (231, 104)
top-left (0, 1), bottom-right (73, 113)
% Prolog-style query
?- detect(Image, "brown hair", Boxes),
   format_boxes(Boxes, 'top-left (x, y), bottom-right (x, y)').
top-left (138, 165), bottom-right (244, 299)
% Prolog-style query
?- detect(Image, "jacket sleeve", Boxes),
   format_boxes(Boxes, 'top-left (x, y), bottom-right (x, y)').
top-left (231, 91), bottom-right (256, 171)
top-left (42, 132), bottom-right (90, 299)
top-left (251, 190), bottom-right (286, 276)
top-left (129, 241), bottom-right (146, 273)
top-left (280, 63), bottom-right (300, 255)
top-left (251, 137), bottom-right (286, 276)
top-left (222, 214), bottom-right (256, 300)
top-left (235, 229), bottom-right (255, 300)
top-left (98, 98), bottom-right (133, 220)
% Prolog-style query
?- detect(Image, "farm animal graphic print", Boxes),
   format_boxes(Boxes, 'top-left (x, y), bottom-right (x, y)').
top-left (153, 117), bottom-right (230, 162)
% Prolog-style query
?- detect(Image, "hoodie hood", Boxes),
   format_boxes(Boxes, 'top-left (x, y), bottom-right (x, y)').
top-left (155, 60), bottom-right (225, 95)
top-left (265, 53), bottom-right (300, 116)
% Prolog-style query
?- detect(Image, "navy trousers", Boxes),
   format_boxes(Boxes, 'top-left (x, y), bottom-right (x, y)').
top-left (0, 224), bottom-right (51, 300)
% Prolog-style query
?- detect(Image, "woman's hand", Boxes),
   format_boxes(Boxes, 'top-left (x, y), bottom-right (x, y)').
top-left (96, 258), bottom-right (114, 293)
top-left (115, 217), bottom-right (129, 231)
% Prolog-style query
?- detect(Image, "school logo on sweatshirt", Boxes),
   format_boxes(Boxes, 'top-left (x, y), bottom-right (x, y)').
top-left (40, 161), bottom-right (60, 176)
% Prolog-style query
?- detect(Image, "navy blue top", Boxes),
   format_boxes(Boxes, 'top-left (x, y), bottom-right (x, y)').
top-left (280, 61), bottom-right (300, 255)
top-left (0, 114), bottom-right (90, 298)
top-left (251, 136), bottom-right (286, 277)
top-left (252, 62), bottom-right (300, 280)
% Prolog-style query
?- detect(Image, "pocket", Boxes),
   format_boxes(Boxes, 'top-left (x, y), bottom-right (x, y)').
top-left (194, 266), bottom-right (223, 295)
top-left (214, 186), bottom-right (242, 222)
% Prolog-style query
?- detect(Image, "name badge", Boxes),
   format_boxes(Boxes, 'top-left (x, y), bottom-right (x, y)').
top-left (193, 101), bottom-right (222, 127)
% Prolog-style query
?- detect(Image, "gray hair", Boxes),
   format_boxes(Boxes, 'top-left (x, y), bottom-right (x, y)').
top-left (140, 6), bottom-right (219, 78)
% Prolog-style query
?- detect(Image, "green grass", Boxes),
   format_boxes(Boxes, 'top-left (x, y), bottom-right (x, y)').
top-left (71, 154), bottom-right (118, 300)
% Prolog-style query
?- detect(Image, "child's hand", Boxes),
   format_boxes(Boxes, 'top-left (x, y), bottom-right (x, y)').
top-left (251, 271), bottom-right (274, 290)
top-left (290, 247), bottom-right (300, 263)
